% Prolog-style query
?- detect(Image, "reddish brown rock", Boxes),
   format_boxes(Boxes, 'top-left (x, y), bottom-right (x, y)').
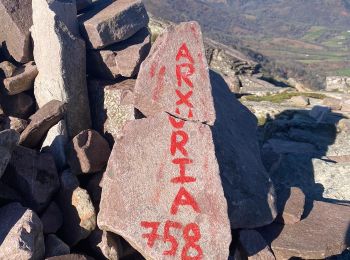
top-left (341, 99), bottom-right (350, 112)
top-left (0, 92), bottom-right (34, 119)
top-left (89, 229), bottom-right (122, 259)
top-left (56, 170), bottom-right (96, 246)
top-left (0, 60), bottom-right (16, 78)
top-left (87, 27), bottom-right (151, 79)
top-left (40, 202), bottom-right (63, 234)
top-left (276, 187), bottom-right (305, 225)
top-left (19, 100), bottom-right (66, 148)
top-left (7, 116), bottom-right (28, 133)
top-left (239, 230), bottom-right (275, 260)
top-left (134, 22), bottom-right (216, 125)
top-left (322, 97), bottom-right (342, 110)
top-left (68, 129), bottom-right (111, 174)
top-left (88, 79), bottom-right (136, 144)
top-left (79, 0), bottom-right (149, 49)
top-left (0, 203), bottom-right (45, 259)
top-left (0, 0), bottom-right (33, 62)
top-left (98, 113), bottom-right (231, 259)
top-left (3, 61), bottom-right (38, 95)
top-left (260, 200), bottom-right (350, 259)
top-left (2, 146), bottom-right (60, 212)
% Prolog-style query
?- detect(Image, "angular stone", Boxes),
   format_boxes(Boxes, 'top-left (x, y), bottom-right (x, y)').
top-left (45, 234), bottom-right (70, 258)
top-left (87, 27), bottom-right (151, 79)
top-left (56, 170), bottom-right (96, 246)
top-left (31, 0), bottom-right (91, 138)
top-left (76, 0), bottom-right (92, 11)
top-left (0, 92), bottom-right (34, 119)
top-left (309, 105), bottom-right (330, 123)
top-left (98, 113), bottom-right (231, 259)
top-left (290, 95), bottom-right (309, 107)
top-left (276, 187), bottom-right (305, 225)
top-left (88, 79), bottom-right (136, 144)
top-left (0, 129), bottom-right (19, 178)
top-left (79, 0), bottom-right (149, 49)
top-left (260, 201), bottom-right (350, 259)
top-left (210, 71), bottom-right (277, 228)
top-left (3, 61), bottom-right (38, 95)
top-left (41, 120), bottom-right (69, 172)
top-left (40, 202), bottom-right (63, 234)
top-left (0, 203), bottom-right (45, 259)
top-left (89, 229), bottom-right (122, 259)
top-left (322, 97), bottom-right (342, 110)
top-left (2, 146), bottom-right (60, 212)
top-left (0, 60), bottom-right (16, 78)
top-left (20, 100), bottom-right (66, 148)
top-left (134, 22), bottom-right (216, 125)
top-left (0, 0), bottom-right (33, 62)
top-left (338, 118), bottom-right (350, 132)
top-left (68, 129), bottom-right (111, 174)
top-left (7, 116), bottom-right (28, 133)
top-left (239, 230), bottom-right (275, 260)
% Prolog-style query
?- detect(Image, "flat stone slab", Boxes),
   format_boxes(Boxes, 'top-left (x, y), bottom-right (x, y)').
top-left (32, 0), bottom-right (91, 138)
top-left (20, 100), bottom-right (66, 148)
top-left (98, 113), bottom-right (231, 259)
top-left (0, 0), bottom-right (33, 62)
top-left (79, 0), bottom-right (149, 49)
top-left (87, 27), bottom-right (151, 79)
top-left (134, 21), bottom-right (216, 125)
top-left (260, 200), bottom-right (350, 259)
top-left (3, 61), bottom-right (38, 95)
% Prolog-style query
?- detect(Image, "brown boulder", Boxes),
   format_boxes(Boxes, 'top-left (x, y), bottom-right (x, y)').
top-left (276, 187), bottom-right (305, 225)
top-left (79, 0), bottom-right (149, 49)
top-left (3, 61), bottom-right (38, 95)
top-left (134, 22), bottom-right (216, 125)
top-left (87, 27), bottom-right (151, 79)
top-left (2, 146), bottom-right (60, 212)
top-left (88, 79), bottom-right (136, 145)
top-left (0, 0), bottom-right (33, 62)
top-left (7, 116), bottom-right (28, 133)
top-left (98, 113), bottom-right (231, 259)
top-left (260, 200), bottom-right (350, 259)
top-left (0, 92), bottom-right (34, 119)
top-left (0, 60), bottom-right (16, 78)
top-left (322, 97), bottom-right (342, 110)
top-left (56, 170), bottom-right (96, 246)
top-left (20, 100), bottom-right (66, 148)
top-left (68, 129), bottom-right (111, 174)
top-left (0, 203), bottom-right (45, 259)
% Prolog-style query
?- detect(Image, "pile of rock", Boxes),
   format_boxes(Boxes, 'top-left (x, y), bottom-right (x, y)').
top-left (0, 0), bottom-right (349, 259)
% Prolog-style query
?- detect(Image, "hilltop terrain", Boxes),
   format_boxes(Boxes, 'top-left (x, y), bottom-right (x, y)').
top-left (143, 0), bottom-right (350, 89)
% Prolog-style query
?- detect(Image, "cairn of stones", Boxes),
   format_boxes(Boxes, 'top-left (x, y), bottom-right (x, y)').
top-left (0, 0), bottom-right (349, 259)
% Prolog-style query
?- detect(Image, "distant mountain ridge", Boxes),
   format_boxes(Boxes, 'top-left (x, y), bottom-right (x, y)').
top-left (143, 0), bottom-right (350, 89)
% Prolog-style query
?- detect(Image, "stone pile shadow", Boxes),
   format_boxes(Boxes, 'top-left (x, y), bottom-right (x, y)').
top-left (209, 69), bottom-right (349, 257)
top-left (257, 99), bottom-right (350, 257)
